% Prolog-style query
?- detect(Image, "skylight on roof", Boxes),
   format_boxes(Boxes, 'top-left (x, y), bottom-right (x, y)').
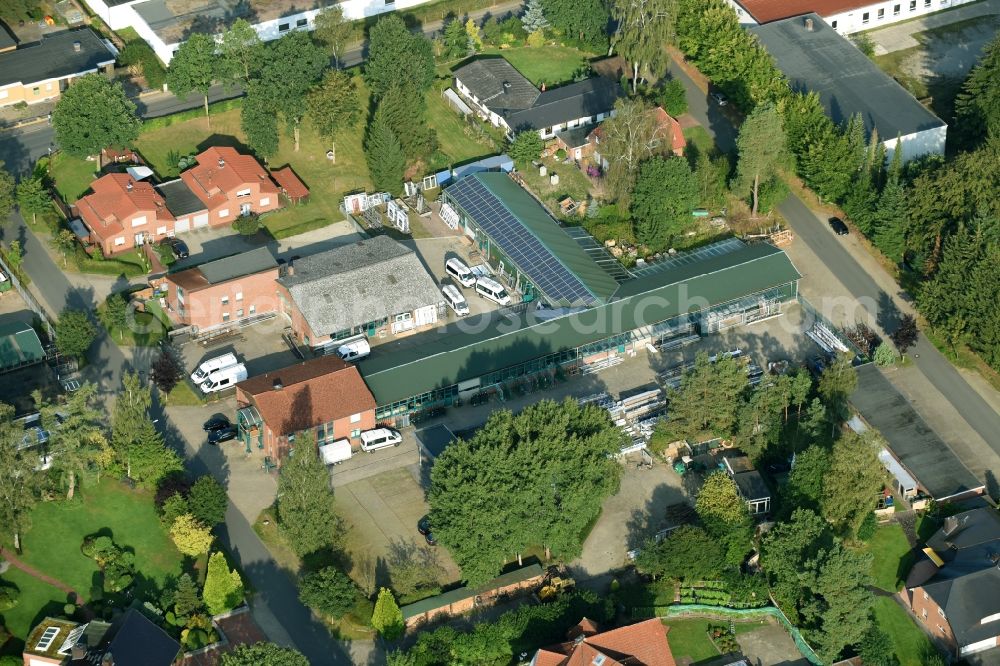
top-left (58, 624), bottom-right (87, 655)
top-left (35, 626), bottom-right (60, 651)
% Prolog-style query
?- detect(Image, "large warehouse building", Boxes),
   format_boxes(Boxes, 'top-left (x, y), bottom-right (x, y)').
top-left (361, 173), bottom-right (802, 422)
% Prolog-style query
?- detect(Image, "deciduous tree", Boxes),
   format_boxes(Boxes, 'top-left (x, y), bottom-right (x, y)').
top-left (821, 431), bottom-right (884, 537)
top-left (630, 155), bottom-right (698, 251)
top-left (241, 88), bottom-right (279, 158)
top-left (890, 313), bottom-right (918, 353)
top-left (55, 309), bottom-right (96, 359)
top-left (734, 103), bottom-right (785, 217)
top-left (611, 0), bottom-right (675, 93)
top-left (507, 131), bottom-right (544, 165)
top-left (221, 643), bottom-right (309, 666)
top-left (0, 403), bottom-right (37, 551)
top-left (298, 566), bottom-right (359, 618)
top-left (203, 551), bottom-right (244, 615)
top-left (695, 471), bottom-right (754, 565)
top-left (543, 0), bottom-right (609, 51)
top-left (598, 98), bottom-right (665, 205)
top-left (219, 19), bottom-right (264, 86)
top-left (16, 177), bottom-right (49, 225)
top-left (167, 34), bottom-right (219, 127)
top-left (37, 383), bottom-right (103, 500)
top-left (313, 5), bottom-right (352, 68)
top-left (257, 32), bottom-right (328, 152)
top-left (104, 293), bottom-right (129, 340)
top-left (442, 18), bottom-right (469, 59)
top-left (151, 348), bottom-right (183, 394)
top-left (0, 163), bottom-right (14, 220)
top-left (51, 74), bottom-right (141, 158)
top-left (635, 525), bottom-right (725, 581)
top-left (306, 70), bottom-right (360, 164)
top-left (276, 432), bottom-right (341, 556)
top-left (170, 514), bottom-right (214, 556)
top-left (782, 445), bottom-right (829, 515)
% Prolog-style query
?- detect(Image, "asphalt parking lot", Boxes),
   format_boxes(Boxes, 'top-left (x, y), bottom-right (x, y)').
top-left (329, 432), bottom-right (420, 487)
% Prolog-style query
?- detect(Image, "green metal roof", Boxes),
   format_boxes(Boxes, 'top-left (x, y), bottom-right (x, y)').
top-left (401, 563), bottom-right (543, 619)
top-left (359, 243), bottom-right (800, 405)
top-left (472, 173), bottom-right (621, 303)
top-left (0, 320), bottom-right (45, 370)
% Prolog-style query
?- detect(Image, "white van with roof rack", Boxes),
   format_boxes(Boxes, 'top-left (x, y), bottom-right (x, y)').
top-left (191, 353), bottom-right (238, 384)
top-left (475, 276), bottom-right (511, 306)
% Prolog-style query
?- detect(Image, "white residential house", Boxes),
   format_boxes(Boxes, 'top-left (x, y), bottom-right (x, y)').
top-left (727, 0), bottom-right (979, 33)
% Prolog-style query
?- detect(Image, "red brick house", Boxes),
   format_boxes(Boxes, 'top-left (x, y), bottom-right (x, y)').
top-left (74, 173), bottom-right (175, 255)
top-left (180, 146), bottom-right (283, 225)
top-left (23, 609), bottom-right (180, 666)
top-left (162, 247), bottom-right (279, 333)
top-left (235, 356), bottom-right (376, 464)
top-left (588, 106), bottom-right (686, 168)
top-left (532, 617), bottom-right (678, 666)
top-left (902, 508), bottom-right (1000, 660)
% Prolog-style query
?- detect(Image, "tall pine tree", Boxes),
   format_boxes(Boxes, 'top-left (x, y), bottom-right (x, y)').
top-left (521, 0), bottom-right (549, 33)
top-left (364, 109), bottom-right (406, 195)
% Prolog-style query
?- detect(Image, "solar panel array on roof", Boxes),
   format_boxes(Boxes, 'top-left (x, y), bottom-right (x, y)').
top-left (446, 176), bottom-right (598, 306)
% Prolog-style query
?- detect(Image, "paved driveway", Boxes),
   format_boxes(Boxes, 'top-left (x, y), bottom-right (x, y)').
top-left (867, 0), bottom-right (1000, 56)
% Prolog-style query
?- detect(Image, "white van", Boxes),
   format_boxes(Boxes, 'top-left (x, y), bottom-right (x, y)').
top-left (360, 427), bottom-right (402, 452)
top-left (475, 276), bottom-right (512, 306)
top-left (337, 338), bottom-right (371, 362)
top-left (445, 257), bottom-right (476, 288)
top-left (191, 353), bottom-right (238, 384)
top-left (199, 363), bottom-right (248, 394)
top-left (441, 284), bottom-right (470, 316)
top-left (319, 439), bottom-right (353, 465)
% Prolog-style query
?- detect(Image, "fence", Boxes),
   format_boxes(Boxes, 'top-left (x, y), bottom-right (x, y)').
top-left (0, 252), bottom-right (54, 340)
top-left (797, 294), bottom-right (869, 361)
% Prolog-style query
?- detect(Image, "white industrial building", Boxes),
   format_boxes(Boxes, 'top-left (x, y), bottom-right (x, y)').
top-left (81, 0), bottom-right (435, 65)
top-left (726, 0), bottom-right (979, 34)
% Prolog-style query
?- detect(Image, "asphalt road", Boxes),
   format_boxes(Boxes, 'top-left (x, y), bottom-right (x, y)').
top-left (667, 54), bottom-right (1000, 454)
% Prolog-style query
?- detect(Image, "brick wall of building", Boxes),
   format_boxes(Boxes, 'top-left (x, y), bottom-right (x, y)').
top-left (165, 268), bottom-right (280, 332)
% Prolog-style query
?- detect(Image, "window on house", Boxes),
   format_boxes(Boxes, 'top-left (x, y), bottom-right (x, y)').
top-left (260, 197), bottom-right (271, 207)
top-left (156, 226), bottom-right (167, 235)
top-left (46, 83), bottom-right (53, 90)
top-left (350, 413), bottom-right (362, 423)
top-left (236, 308), bottom-right (244, 317)
top-left (894, 3), bottom-right (900, 12)
top-left (350, 429), bottom-right (361, 438)
top-left (115, 237), bottom-right (125, 246)
top-left (938, 607), bottom-right (946, 618)
top-left (32, 87), bottom-right (40, 95)
top-left (922, 609), bottom-right (928, 620)
top-left (831, 19), bottom-right (838, 28)
top-left (235, 291), bottom-right (243, 301)
top-left (278, 22), bottom-right (290, 31)
top-left (0, 90), bottom-right (8, 99)
top-left (236, 188), bottom-right (251, 198)
top-left (221, 296), bottom-right (229, 305)
top-left (219, 208), bottom-right (230, 218)
top-left (296, 18), bottom-right (307, 27)
top-left (222, 312), bottom-right (230, 321)
top-left (923, 591), bottom-right (929, 601)
top-left (249, 305), bottom-right (256, 314)
top-left (924, 0), bottom-right (931, 6)
top-left (862, 11), bottom-right (870, 22)
top-left (909, 0), bottom-right (916, 8)
top-left (877, 8), bottom-right (885, 17)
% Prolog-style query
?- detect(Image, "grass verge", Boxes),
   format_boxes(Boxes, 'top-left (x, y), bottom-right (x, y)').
top-left (872, 596), bottom-right (940, 666)
top-left (49, 153), bottom-right (97, 204)
top-left (660, 618), bottom-right (720, 662)
top-left (866, 523), bottom-right (914, 593)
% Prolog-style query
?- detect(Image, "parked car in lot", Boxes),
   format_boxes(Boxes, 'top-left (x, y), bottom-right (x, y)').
top-left (711, 91), bottom-right (728, 106)
top-left (203, 415), bottom-right (231, 432)
top-left (208, 425), bottom-right (237, 445)
top-left (828, 217), bottom-right (849, 235)
top-left (417, 515), bottom-right (437, 546)
top-left (160, 237), bottom-right (189, 259)
top-left (360, 427), bottom-right (402, 452)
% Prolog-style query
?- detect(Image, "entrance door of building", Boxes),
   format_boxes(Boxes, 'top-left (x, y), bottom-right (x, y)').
top-left (240, 203), bottom-right (252, 216)
top-left (134, 232), bottom-right (145, 246)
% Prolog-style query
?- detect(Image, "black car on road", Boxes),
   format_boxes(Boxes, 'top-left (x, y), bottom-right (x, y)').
top-left (207, 425), bottom-right (237, 445)
top-left (828, 217), bottom-right (849, 235)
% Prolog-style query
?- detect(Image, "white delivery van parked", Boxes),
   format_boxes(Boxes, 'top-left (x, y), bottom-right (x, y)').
top-left (199, 363), bottom-right (247, 394)
top-left (337, 338), bottom-right (371, 362)
top-left (319, 439), bottom-right (353, 465)
top-left (445, 257), bottom-right (476, 287)
top-left (441, 284), bottom-right (470, 316)
top-left (475, 276), bottom-right (512, 306)
top-left (360, 427), bottom-right (402, 452)
top-left (191, 352), bottom-right (238, 383)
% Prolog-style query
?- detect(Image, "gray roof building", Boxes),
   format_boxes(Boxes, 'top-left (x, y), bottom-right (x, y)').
top-left (156, 178), bottom-right (205, 217)
top-left (0, 22), bottom-right (16, 52)
top-left (0, 28), bottom-right (115, 89)
top-left (278, 236), bottom-right (443, 339)
top-left (168, 247), bottom-right (278, 291)
top-left (750, 14), bottom-right (946, 158)
top-left (454, 57), bottom-right (622, 133)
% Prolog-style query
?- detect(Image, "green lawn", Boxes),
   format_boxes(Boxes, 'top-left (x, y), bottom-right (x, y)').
top-left (425, 85), bottom-right (499, 167)
top-left (99, 297), bottom-right (170, 347)
top-left (872, 597), bottom-right (940, 666)
top-left (867, 524), bottom-right (915, 592)
top-left (661, 618), bottom-right (720, 663)
top-left (0, 479), bottom-right (185, 648)
top-left (49, 153), bottom-right (98, 204)
top-left (517, 155), bottom-right (594, 221)
top-left (478, 45), bottom-right (594, 87)
top-left (0, 567), bottom-right (69, 655)
top-left (683, 125), bottom-right (719, 157)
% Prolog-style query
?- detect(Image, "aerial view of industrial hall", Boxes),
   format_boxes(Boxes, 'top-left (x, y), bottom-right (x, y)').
top-left (0, 0), bottom-right (999, 662)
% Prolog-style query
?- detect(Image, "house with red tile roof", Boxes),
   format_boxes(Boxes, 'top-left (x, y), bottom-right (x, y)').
top-left (74, 172), bottom-right (176, 256)
top-left (180, 146), bottom-right (283, 226)
top-left (532, 618), bottom-right (678, 666)
top-left (588, 106), bottom-right (685, 170)
top-left (235, 355), bottom-right (376, 463)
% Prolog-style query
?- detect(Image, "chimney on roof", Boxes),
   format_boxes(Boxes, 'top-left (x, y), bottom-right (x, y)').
top-left (272, 378), bottom-right (283, 391)
top-left (804, 17), bottom-right (814, 31)
top-left (73, 40), bottom-right (81, 52)
top-left (502, 81), bottom-right (511, 90)
top-left (126, 180), bottom-right (133, 191)
top-left (218, 157), bottom-right (225, 168)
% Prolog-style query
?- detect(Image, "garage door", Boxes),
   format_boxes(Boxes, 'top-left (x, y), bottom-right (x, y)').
top-left (174, 218), bottom-right (190, 233)
top-left (193, 213), bottom-right (209, 228)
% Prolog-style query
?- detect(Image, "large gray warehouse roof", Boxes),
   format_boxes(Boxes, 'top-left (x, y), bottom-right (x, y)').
top-left (750, 14), bottom-right (945, 140)
top-left (850, 364), bottom-right (983, 501)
